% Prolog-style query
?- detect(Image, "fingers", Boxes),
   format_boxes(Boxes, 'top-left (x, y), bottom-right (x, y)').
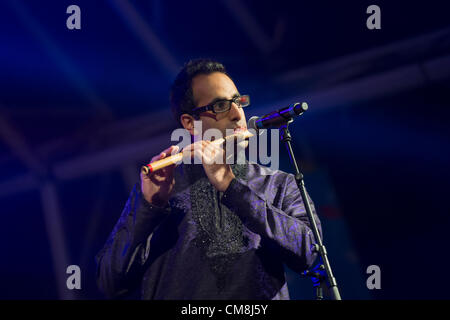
top-left (145, 141), bottom-right (226, 178)
top-left (151, 145), bottom-right (179, 163)
top-left (203, 141), bottom-right (222, 164)
top-left (182, 141), bottom-right (224, 164)
top-left (142, 145), bottom-right (179, 179)
top-left (165, 145), bottom-right (179, 156)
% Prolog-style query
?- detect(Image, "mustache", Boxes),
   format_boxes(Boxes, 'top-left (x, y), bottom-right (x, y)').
top-left (226, 125), bottom-right (248, 131)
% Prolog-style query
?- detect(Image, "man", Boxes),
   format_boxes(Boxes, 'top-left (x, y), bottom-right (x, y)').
top-left (95, 59), bottom-right (322, 299)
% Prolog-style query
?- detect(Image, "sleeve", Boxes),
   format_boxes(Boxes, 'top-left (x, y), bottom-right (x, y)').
top-left (221, 174), bottom-right (322, 274)
top-left (94, 183), bottom-right (171, 298)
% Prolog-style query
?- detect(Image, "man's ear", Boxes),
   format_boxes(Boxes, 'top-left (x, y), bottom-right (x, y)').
top-left (180, 114), bottom-right (196, 135)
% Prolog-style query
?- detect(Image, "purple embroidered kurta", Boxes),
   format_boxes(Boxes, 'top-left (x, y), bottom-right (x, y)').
top-left (95, 162), bottom-right (322, 299)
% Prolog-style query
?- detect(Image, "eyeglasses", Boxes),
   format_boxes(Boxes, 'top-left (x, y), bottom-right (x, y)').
top-left (192, 95), bottom-right (250, 115)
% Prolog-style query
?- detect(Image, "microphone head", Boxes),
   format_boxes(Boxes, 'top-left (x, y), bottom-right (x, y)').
top-left (248, 116), bottom-right (259, 131)
top-left (248, 116), bottom-right (263, 135)
top-left (248, 116), bottom-right (267, 135)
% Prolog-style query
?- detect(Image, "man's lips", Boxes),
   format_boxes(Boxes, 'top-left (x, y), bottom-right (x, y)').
top-left (233, 127), bottom-right (247, 133)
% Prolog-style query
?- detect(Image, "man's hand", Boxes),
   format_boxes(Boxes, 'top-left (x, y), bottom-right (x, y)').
top-left (183, 141), bottom-right (235, 192)
top-left (140, 145), bottom-right (179, 207)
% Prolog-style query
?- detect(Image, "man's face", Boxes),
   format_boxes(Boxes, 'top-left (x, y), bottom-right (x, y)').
top-left (191, 72), bottom-right (248, 139)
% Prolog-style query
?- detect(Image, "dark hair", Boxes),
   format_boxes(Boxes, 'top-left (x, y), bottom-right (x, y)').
top-left (170, 58), bottom-right (230, 126)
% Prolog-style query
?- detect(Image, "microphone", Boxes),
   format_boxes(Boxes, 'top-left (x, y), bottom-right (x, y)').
top-left (248, 102), bottom-right (308, 130)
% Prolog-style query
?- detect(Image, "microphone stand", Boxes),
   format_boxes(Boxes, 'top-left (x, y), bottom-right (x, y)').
top-left (279, 120), bottom-right (342, 300)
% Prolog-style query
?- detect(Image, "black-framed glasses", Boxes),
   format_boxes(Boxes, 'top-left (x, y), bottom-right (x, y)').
top-left (192, 95), bottom-right (250, 115)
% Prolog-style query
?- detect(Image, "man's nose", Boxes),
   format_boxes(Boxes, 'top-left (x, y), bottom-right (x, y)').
top-left (228, 102), bottom-right (243, 122)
